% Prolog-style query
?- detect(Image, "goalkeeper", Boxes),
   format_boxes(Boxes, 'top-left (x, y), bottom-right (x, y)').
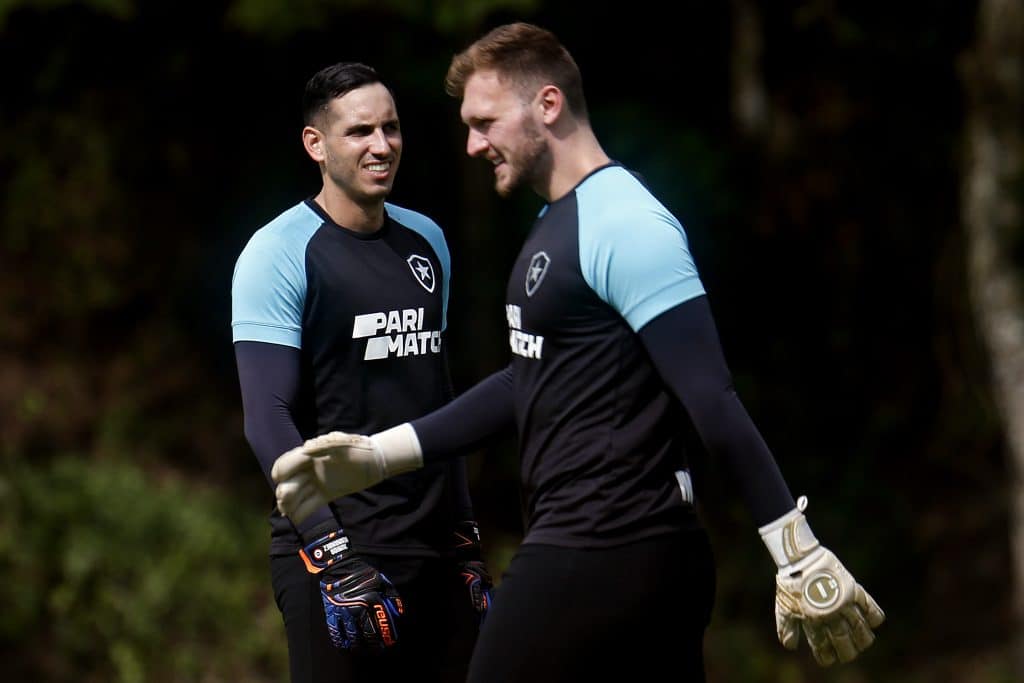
top-left (274, 23), bottom-right (884, 683)
top-left (232, 62), bottom-right (492, 683)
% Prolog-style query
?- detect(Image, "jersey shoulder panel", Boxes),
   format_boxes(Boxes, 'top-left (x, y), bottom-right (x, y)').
top-left (231, 201), bottom-right (322, 348)
top-left (576, 166), bottom-right (705, 331)
top-left (385, 202), bottom-right (450, 275)
top-left (385, 202), bottom-right (451, 327)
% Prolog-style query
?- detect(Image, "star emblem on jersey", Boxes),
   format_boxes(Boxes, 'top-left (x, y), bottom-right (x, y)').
top-left (525, 251), bottom-right (550, 297)
top-left (406, 254), bottom-right (435, 293)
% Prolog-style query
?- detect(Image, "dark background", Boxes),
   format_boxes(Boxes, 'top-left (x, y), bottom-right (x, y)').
top-left (1, 1), bottom-right (1015, 681)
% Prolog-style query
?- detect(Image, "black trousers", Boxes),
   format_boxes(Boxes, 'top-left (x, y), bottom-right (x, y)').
top-left (467, 528), bottom-right (716, 683)
top-left (270, 552), bottom-right (481, 683)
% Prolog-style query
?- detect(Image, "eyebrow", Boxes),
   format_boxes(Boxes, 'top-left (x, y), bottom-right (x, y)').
top-left (341, 117), bottom-right (400, 134)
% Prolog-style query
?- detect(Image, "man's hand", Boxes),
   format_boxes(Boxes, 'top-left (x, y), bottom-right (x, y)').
top-left (760, 497), bottom-right (885, 666)
top-left (301, 528), bottom-right (404, 651)
top-left (452, 520), bottom-right (493, 621)
top-left (273, 432), bottom-right (384, 523)
top-left (774, 545), bottom-right (885, 666)
top-left (271, 424), bottom-right (423, 524)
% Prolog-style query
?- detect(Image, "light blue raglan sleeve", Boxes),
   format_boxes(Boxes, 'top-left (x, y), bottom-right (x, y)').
top-left (386, 203), bottom-right (451, 331)
top-left (578, 172), bottom-right (705, 331)
top-left (231, 205), bottom-right (319, 348)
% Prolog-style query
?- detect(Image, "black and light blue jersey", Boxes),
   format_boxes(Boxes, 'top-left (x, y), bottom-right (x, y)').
top-left (506, 164), bottom-right (705, 548)
top-left (232, 198), bottom-right (458, 556)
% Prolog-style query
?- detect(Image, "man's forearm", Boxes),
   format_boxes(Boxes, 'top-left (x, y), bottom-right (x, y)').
top-left (236, 340), bottom-right (336, 532)
top-left (411, 366), bottom-right (516, 462)
top-left (639, 297), bottom-right (794, 525)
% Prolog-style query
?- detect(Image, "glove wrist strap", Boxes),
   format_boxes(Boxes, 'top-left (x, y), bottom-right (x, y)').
top-left (300, 528), bottom-right (354, 574)
top-left (452, 520), bottom-right (483, 561)
top-left (370, 423), bottom-right (423, 477)
top-left (758, 495), bottom-right (820, 568)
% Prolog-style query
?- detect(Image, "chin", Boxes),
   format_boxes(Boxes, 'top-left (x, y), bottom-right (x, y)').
top-left (494, 172), bottom-right (519, 198)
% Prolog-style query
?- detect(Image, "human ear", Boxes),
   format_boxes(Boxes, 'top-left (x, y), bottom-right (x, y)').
top-left (302, 126), bottom-right (326, 162)
top-left (537, 85), bottom-right (563, 125)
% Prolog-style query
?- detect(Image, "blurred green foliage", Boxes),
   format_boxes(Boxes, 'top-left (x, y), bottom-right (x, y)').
top-left (0, 457), bottom-right (287, 682)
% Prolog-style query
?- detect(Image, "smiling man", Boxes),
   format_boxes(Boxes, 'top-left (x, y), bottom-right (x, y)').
top-left (231, 62), bottom-right (491, 683)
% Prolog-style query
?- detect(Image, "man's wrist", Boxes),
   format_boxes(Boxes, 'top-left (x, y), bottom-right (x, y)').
top-left (299, 519), bottom-right (342, 546)
top-left (370, 423), bottom-right (423, 476)
top-left (299, 525), bottom-right (353, 574)
top-left (453, 520), bottom-right (483, 560)
top-left (758, 495), bottom-right (820, 568)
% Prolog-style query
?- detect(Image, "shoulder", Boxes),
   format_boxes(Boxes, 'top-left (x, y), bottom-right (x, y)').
top-left (575, 166), bottom-right (686, 244)
top-left (241, 201), bottom-right (322, 256)
top-left (385, 203), bottom-right (445, 241)
top-left (237, 200), bottom-right (321, 270)
top-left (575, 168), bottom-right (704, 328)
top-left (385, 203), bottom-right (450, 268)
top-left (233, 201), bottom-right (322, 292)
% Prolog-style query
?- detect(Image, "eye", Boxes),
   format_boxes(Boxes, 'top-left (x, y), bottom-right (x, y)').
top-left (469, 118), bottom-right (492, 134)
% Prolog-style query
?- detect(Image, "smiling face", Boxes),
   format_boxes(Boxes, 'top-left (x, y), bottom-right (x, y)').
top-left (309, 82), bottom-right (402, 206)
top-left (459, 69), bottom-right (550, 197)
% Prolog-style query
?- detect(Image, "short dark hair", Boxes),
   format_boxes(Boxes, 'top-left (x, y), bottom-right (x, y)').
top-left (444, 22), bottom-right (588, 120)
top-left (302, 62), bottom-right (395, 127)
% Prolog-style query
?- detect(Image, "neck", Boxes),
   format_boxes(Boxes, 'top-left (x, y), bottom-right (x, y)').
top-left (315, 183), bottom-right (385, 233)
top-left (540, 126), bottom-right (611, 203)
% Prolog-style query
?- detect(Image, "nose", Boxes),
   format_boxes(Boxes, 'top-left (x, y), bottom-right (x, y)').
top-left (369, 128), bottom-right (391, 154)
top-left (466, 129), bottom-right (488, 158)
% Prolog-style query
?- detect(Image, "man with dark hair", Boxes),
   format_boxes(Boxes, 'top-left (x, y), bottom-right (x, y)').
top-left (231, 61), bottom-right (491, 683)
top-left (272, 28), bottom-right (884, 683)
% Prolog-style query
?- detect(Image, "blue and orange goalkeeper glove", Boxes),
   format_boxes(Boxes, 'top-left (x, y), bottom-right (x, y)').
top-left (300, 527), bottom-right (404, 651)
top-left (452, 520), bottom-right (493, 622)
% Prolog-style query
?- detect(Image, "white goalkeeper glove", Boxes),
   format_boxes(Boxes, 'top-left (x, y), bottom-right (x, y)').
top-left (759, 496), bottom-right (885, 666)
top-left (271, 424), bottom-right (423, 524)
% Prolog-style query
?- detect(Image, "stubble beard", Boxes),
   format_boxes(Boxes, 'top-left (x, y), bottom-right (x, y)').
top-left (495, 117), bottom-right (548, 198)
top-left (327, 163), bottom-right (393, 207)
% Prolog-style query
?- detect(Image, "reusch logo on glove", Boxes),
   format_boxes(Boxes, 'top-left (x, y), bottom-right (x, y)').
top-left (375, 604), bottom-right (396, 646)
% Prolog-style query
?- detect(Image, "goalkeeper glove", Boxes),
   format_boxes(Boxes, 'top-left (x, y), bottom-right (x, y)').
top-left (272, 424), bottom-right (422, 524)
top-left (452, 520), bottom-right (493, 622)
top-left (300, 527), bottom-right (404, 651)
top-left (759, 496), bottom-right (885, 666)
